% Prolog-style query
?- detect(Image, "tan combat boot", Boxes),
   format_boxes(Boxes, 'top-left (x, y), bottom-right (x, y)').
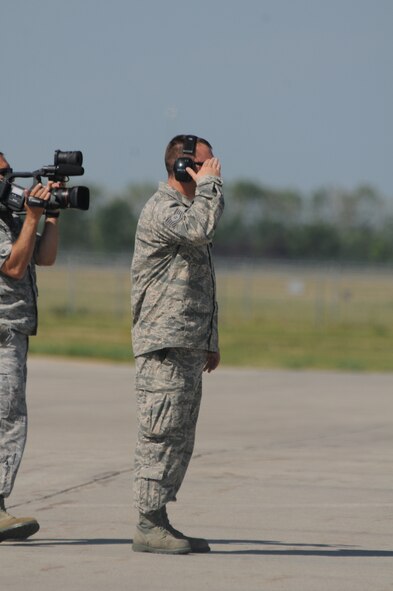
top-left (161, 506), bottom-right (210, 553)
top-left (0, 496), bottom-right (39, 542)
top-left (132, 509), bottom-right (191, 554)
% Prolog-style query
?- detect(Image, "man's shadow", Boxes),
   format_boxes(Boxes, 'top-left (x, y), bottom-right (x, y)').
top-left (207, 539), bottom-right (393, 556)
top-left (2, 538), bottom-right (131, 547)
top-left (4, 538), bottom-right (393, 557)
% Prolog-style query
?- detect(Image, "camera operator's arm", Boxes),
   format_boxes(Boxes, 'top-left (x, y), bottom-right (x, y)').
top-left (35, 214), bottom-right (59, 266)
top-left (34, 181), bottom-right (61, 266)
top-left (1, 183), bottom-right (52, 279)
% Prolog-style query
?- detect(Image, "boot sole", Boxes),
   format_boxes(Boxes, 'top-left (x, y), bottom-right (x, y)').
top-left (0, 521), bottom-right (40, 542)
top-left (132, 542), bottom-right (190, 554)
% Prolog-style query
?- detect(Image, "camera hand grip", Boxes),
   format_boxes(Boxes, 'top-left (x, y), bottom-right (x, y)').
top-left (26, 196), bottom-right (46, 208)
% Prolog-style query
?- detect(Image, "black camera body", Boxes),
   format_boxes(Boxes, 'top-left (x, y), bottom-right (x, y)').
top-left (173, 135), bottom-right (198, 183)
top-left (0, 150), bottom-right (90, 213)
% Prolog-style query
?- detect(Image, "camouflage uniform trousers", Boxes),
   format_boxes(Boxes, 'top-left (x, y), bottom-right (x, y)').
top-left (133, 347), bottom-right (207, 514)
top-left (0, 329), bottom-right (29, 498)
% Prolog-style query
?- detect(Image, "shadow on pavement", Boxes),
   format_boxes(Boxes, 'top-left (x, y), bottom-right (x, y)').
top-left (2, 538), bottom-right (132, 546)
top-left (3, 538), bottom-right (393, 557)
top-left (208, 539), bottom-right (393, 557)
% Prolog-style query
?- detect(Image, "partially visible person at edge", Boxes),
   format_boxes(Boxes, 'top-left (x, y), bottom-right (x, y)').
top-left (0, 151), bottom-right (61, 542)
top-left (130, 134), bottom-right (224, 554)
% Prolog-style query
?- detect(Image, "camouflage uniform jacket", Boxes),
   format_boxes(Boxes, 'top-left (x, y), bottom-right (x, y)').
top-left (131, 175), bottom-right (224, 357)
top-left (0, 211), bottom-right (38, 336)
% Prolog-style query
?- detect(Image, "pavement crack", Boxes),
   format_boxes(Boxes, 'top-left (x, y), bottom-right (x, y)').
top-left (9, 468), bottom-right (133, 509)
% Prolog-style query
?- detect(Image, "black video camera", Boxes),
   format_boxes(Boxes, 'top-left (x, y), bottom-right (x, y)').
top-left (0, 150), bottom-right (90, 213)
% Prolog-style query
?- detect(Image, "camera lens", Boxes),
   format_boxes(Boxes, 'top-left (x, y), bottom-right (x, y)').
top-left (68, 186), bottom-right (90, 210)
top-left (50, 186), bottom-right (90, 211)
top-left (54, 150), bottom-right (83, 167)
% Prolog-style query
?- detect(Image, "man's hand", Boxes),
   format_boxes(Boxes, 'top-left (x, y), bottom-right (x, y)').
top-left (186, 157), bottom-right (221, 183)
top-left (34, 180), bottom-right (62, 266)
top-left (25, 181), bottom-right (61, 220)
top-left (203, 351), bottom-right (220, 373)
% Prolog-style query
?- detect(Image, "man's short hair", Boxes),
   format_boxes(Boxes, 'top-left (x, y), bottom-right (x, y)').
top-left (164, 135), bottom-right (212, 176)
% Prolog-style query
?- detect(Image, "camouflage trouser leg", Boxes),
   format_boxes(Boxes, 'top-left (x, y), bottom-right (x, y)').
top-left (133, 348), bottom-right (206, 514)
top-left (0, 329), bottom-right (29, 498)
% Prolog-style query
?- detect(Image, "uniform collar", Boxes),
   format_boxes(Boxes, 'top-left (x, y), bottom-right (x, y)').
top-left (159, 182), bottom-right (192, 208)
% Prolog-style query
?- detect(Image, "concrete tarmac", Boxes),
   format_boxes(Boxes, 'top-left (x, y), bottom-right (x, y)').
top-left (1, 358), bottom-right (392, 591)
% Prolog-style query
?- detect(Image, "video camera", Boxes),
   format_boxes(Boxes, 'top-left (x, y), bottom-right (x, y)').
top-left (0, 150), bottom-right (90, 213)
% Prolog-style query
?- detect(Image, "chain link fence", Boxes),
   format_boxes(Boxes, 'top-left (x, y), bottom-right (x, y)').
top-left (36, 253), bottom-right (393, 330)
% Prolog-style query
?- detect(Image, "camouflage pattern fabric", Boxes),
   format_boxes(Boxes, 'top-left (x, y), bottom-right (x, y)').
top-left (0, 212), bottom-right (38, 336)
top-left (133, 348), bottom-right (207, 513)
top-left (131, 176), bottom-right (224, 357)
top-left (0, 330), bottom-right (28, 498)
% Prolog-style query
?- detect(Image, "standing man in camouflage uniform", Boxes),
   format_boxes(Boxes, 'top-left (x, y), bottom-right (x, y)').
top-left (0, 151), bottom-right (61, 541)
top-left (131, 134), bottom-right (224, 554)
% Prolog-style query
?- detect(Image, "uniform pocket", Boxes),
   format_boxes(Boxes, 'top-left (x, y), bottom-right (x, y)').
top-left (136, 349), bottom-right (181, 391)
top-left (139, 465), bottom-right (165, 480)
top-left (138, 390), bottom-right (173, 438)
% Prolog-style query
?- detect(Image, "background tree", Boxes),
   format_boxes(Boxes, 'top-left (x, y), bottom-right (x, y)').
top-left (56, 178), bottom-right (393, 262)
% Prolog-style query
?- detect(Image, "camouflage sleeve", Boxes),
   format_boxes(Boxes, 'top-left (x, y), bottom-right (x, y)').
top-left (208, 302), bottom-right (219, 351)
top-left (0, 224), bottom-right (12, 269)
top-left (152, 176), bottom-right (224, 246)
top-left (0, 220), bottom-right (40, 268)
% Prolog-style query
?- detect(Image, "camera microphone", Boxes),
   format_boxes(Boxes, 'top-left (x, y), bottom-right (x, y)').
top-left (38, 164), bottom-right (85, 177)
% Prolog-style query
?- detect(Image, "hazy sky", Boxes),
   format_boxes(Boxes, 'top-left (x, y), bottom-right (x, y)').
top-left (1, 0), bottom-right (392, 196)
